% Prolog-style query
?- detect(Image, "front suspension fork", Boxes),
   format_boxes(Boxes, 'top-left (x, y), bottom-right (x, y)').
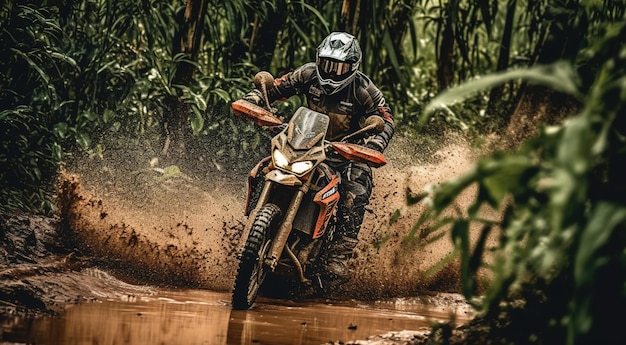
top-left (263, 179), bottom-right (311, 271)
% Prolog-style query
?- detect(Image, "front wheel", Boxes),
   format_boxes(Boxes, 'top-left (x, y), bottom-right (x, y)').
top-left (232, 203), bottom-right (282, 309)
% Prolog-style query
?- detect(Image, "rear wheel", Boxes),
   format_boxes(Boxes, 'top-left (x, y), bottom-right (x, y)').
top-left (232, 203), bottom-right (282, 309)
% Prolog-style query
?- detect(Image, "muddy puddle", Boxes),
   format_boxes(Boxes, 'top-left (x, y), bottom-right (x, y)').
top-left (2, 288), bottom-right (471, 345)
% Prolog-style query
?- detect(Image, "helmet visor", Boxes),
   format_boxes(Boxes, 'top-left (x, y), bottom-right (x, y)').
top-left (318, 58), bottom-right (353, 78)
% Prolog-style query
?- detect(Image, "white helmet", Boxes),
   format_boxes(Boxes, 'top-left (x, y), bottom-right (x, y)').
top-left (315, 32), bottom-right (362, 95)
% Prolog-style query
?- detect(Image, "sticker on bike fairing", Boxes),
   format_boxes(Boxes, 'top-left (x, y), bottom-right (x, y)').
top-left (294, 126), bottom-right (318, 139)
top-left (321, 186), bottom-right (337, 200)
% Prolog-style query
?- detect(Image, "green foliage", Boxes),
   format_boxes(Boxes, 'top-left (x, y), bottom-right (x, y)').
top-left (1, 0), bottom-right (200, 214)
top-left (415, 18), bottom-right (626, 345)
top-left (0, 107), bottom-right (60, 214)
top-left (1, 0), bottom-right (622, 223)
top-left (1, 2), bottom-right (71, 214)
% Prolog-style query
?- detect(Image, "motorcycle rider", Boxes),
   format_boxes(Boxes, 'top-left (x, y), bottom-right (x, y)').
top-left (239, 31), bottom-right (394, 278)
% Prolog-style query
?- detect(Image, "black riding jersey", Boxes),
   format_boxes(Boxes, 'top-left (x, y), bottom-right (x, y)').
top-left (265, 62), bottom-right (394, 151)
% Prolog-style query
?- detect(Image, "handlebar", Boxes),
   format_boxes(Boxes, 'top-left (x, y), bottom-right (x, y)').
top-left (340, 117), bottom-right (384, 142)
top-left (329, 141), bottom-right (387, 167)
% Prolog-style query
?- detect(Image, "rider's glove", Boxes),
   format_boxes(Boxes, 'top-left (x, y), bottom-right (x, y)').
top-left (242, 89), bottom-right (265, 107)
top-left (363, 135), bottom-right (385, 153)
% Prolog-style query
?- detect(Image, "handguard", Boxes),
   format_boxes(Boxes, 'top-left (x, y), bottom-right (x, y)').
top-left (232, 99), bottom-right (283, 127)
top-left (331, 142), bottom-right (387, 168)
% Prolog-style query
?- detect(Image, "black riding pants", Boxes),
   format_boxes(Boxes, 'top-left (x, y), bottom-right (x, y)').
top-left (331, 161), bottom-right (373, 239)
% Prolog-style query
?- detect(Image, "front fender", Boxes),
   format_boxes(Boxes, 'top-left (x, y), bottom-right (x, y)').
top-left (266, 169), bottom-right (303, 186)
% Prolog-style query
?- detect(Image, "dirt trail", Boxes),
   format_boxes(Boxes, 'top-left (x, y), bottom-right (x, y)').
top-left (56, 133), bottom-right (498, 300)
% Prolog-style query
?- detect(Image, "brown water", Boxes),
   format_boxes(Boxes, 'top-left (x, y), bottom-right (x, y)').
top-left (2, 289), bottom-right (470, 345)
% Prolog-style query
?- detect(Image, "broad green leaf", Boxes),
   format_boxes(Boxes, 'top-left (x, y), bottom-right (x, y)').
top-left (51, 142), bottom-right (63, 161)
top-left (53, 122), bottom-right (69, 139)
top-left (430, 169), bottom-right (478, 212)
top-left (82, 110), bottom-right (98, 121)
top-left (75, 132), bottom-right (91, 150)
top-left (191, 111), bottom-right (204, 134)
top-left (423, 62), bottom-right (582, 119)
top-left (211, 88), bottom-right (231, 102)
top-left (481, 155), bottom-right (533, 206)
top-left (49, 52), bottom-right (77, 68)
top-left (575, 202), bottom-right (626, 282)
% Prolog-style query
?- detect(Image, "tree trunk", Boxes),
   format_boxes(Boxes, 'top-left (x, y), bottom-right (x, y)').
top-left (486, 0), bottom-right (516, 122)
top-left (436, 9), bottom-right (455, 92)
top-left (386, 0), bottom-right (418, 86)
top-left (340, 0), bottom-right (361, 35)
top-left (162, 0), bottom-right (208, 157)
top-left (248, 2), bottom-right (287, 71)
top-left (504, 1), bottom-right (586, 146)
top-left (389, 1), bottom-right (416, 62)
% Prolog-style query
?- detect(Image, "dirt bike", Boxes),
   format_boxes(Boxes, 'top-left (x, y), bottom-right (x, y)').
top-left (230, 73), bottom-right (387, 310)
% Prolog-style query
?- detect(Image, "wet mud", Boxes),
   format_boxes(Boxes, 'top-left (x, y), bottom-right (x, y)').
top-left (3, 288), bottom-right (471, 345)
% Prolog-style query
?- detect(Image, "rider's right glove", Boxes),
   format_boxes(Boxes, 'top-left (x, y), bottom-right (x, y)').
top-left (363, 135), bottom-right (386, 153)
top-left (242, 89), bottom-right (265, 107)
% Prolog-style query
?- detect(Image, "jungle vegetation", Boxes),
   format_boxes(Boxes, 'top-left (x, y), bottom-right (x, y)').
top-left (1, 1), bottom-right (624, 344)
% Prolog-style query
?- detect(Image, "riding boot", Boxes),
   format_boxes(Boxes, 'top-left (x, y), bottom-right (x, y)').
top-left (325, 235), bottom-right (359, 278)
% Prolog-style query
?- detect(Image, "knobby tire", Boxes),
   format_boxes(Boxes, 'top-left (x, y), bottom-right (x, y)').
top-left (231, 203), bottom-right (282, 309)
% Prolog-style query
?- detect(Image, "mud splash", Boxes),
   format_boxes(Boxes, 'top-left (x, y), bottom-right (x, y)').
top-left (56, 132), bottom-right (498, 301)
top-left (57, 171), bottom-right (241, 291)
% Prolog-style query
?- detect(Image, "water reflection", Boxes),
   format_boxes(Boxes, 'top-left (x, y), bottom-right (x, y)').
top-left (228, 300), bottom-right (438, 345)
top-left (1, 289), bottom-right (468, 345)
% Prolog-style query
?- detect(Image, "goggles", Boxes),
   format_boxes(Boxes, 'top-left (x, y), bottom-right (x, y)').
top-left (318, 58), bottom-right (353, 77)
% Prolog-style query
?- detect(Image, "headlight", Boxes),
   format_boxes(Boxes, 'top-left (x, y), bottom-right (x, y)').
top-left (290, 160), bottom-right (313, 174)
top-left (273, 149), bottom-right (289, 168)
top-left (273, 149), bottom-right (313, 175)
